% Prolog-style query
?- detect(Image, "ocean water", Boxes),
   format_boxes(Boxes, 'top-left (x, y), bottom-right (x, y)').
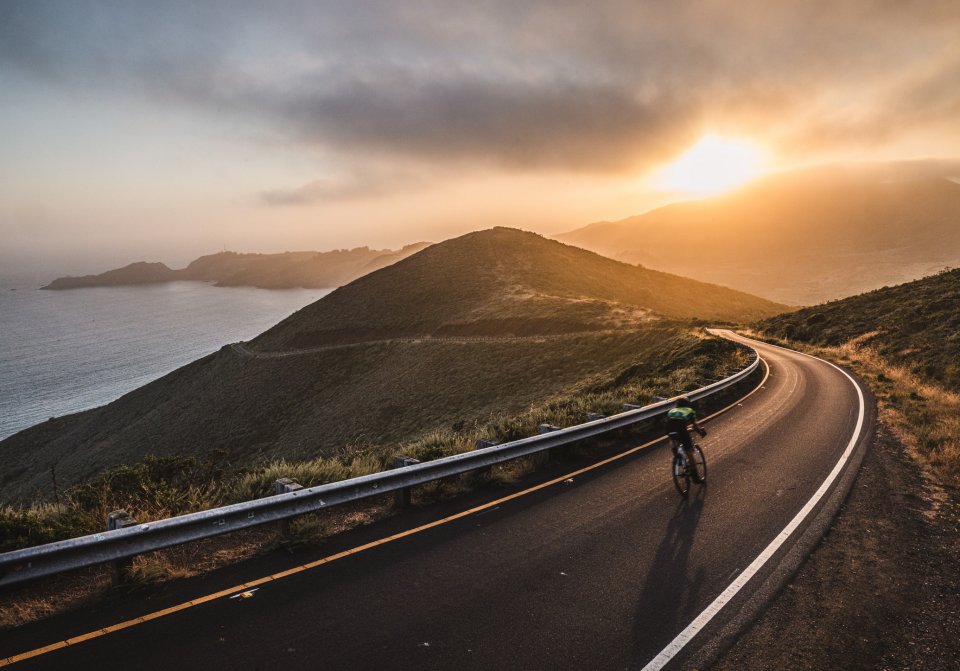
top-left (0, 282), bottom-right (332, 440)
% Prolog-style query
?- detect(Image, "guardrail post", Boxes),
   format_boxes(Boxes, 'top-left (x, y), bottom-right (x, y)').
top-left (472, 440), bottom-right (500, 480)
top-left (586, 413), bottom-right (606, 422)
top-left (623, 403), bottom-right (642, 410)
top-left (392, 457), bottom-right (420, 507)
top-left (651, 396), bottom-right (667, 402)
top-left (275, 477), bottom-right (303, 495)
top-left (537, 425), bottom-right (561, 462)
top-left (107, 510), bottom-right (137, 585)
top-left (274, 478), bottom-right (303, 539)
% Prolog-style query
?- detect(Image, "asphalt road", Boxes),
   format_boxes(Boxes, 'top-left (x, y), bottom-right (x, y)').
top-left (1, 333), bottom-right (872, 670)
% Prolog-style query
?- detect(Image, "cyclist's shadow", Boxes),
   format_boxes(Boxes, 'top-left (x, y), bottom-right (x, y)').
top-left (633, 488), bottom-right (708, 648)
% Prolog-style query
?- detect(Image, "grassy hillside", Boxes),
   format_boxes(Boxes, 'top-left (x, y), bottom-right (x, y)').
top-left (761, 267), bottom-right (960, 389)
top-left (253, 227), bottom-right (784, 350)
top-left (1, 228), bottom-right (780, 503)
top-left (756, 267), bottom-right (960, 483)
top-left (558, 165), bottom-right (960, 305)
top-left (1, 328), bottom-right (751, 550)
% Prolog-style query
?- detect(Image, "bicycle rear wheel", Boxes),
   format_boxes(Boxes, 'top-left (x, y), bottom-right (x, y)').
top-left (690, 445), bottom-right (707, 484)
top-left (672, 454), bottom-right (690, 495)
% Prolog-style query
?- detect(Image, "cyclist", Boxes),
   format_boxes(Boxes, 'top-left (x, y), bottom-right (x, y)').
top-left (665, 396), bottom-right (706, 456)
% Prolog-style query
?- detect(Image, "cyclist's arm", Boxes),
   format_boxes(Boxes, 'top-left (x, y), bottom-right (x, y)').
top-left (689, 412), bottom-right (706, 436)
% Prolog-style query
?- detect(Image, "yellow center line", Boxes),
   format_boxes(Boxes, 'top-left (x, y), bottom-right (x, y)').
top-left (1, 357), bottom-right (770, 667)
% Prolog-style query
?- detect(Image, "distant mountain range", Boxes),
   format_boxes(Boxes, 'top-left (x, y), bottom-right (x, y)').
top-left (557, 164), bottom-right (960, 305)
top-left (42, 243), bottom-right (432, 290)
top-left (46, 163), bottom-right (960, 305)
top-left (1, 228), bottom-right (784, 502)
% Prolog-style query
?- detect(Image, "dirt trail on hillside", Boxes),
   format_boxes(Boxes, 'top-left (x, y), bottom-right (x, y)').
top-left (230, 330), bottom-right (633, 359)
top-left (713, 421), bottom-right (960, 669)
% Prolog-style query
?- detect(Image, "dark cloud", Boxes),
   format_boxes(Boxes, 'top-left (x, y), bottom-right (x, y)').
top-left (237, 76), bottom-right (695, 172)
top-left (3, 0), bottom-right (960, 173)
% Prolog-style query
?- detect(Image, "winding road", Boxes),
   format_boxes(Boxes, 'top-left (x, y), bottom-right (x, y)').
top-left (0, 333), bottom-right (873, 670)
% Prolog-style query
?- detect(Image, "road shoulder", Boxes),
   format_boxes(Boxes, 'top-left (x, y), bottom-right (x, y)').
top-left (712, 419), bottom-right (960, 669)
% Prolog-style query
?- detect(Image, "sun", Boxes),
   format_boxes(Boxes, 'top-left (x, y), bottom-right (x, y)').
top-left (651, 135), bottom-right (767, 197)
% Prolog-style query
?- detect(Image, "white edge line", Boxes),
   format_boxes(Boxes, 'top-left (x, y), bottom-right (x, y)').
top-left (640, 332), bottom-right (867, 671)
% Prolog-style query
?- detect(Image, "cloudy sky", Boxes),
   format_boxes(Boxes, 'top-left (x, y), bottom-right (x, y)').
top-left (2, 0), bottom-right (959, 274)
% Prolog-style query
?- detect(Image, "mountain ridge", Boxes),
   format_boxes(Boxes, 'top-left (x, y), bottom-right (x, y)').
top-left (557, 166), bottom-right (960, 305)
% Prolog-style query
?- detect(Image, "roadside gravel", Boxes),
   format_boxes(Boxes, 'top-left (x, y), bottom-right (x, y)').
top-left (713, 420), bottom-right (960, 669)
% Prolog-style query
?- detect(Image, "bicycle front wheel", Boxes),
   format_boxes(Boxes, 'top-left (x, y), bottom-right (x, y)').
top-left (672, 454), bottom-right (690, 495)
top-left (690, 445), bottom-right (707, 484)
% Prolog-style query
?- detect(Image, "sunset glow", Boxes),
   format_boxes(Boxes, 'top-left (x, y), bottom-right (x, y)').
top-left (652, 135), bottom-right (767, 197)
top-left (2, 2), bottom-right (960, 277)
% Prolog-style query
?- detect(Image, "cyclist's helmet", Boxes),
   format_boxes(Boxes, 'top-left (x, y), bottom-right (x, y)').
top-left (675, 396), bottom-right (693, 407)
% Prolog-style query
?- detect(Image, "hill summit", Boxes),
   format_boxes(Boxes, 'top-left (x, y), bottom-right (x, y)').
top-left (253, 227), bottom-right (784, 351)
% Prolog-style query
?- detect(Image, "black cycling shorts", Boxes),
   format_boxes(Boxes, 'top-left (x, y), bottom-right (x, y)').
top-left (665, 417), bottom-right (694, 451)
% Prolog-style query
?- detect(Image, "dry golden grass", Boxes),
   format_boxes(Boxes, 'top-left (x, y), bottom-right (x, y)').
top-left (748, 329), bottom-right (960, 488)
top-left (0, 568), bottom-right (111, 629)
top-left (830, 343), bottom-right (960, 486)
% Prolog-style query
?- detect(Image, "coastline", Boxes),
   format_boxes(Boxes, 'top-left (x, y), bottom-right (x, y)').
top-left (0, 283), bottom-right (332, 440)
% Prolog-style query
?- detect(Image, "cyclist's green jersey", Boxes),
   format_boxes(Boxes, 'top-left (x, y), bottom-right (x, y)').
top-left (666, 406), bottom-right (697, 422)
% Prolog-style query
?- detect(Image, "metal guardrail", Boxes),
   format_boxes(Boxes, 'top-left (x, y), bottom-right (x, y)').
top-left (0, 346), bottom-right (759, 588)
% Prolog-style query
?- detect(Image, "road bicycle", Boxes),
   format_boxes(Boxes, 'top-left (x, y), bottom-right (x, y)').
top-left (667, 432), bottom-right (707, 496)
